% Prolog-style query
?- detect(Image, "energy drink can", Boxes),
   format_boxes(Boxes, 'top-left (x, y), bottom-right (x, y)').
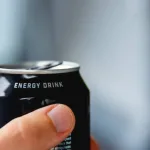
top-left (0, 61), bottom-right (90, 150)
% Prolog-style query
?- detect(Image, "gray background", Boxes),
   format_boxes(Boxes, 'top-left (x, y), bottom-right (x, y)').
top-left (0, 0), bottom-right (150, 149)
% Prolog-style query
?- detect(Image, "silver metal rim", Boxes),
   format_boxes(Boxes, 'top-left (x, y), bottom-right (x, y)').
top-left (0, 61), bottom-right (80, 74)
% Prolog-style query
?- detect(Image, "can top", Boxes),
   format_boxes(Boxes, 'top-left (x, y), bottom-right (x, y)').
top-left (0, 61), bottom-right (80, 74)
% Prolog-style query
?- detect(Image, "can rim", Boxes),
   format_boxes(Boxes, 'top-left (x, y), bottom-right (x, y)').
top-left (0, 61), bottom-right (80, 74)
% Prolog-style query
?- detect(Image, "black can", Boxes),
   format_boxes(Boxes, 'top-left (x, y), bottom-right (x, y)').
top-left (0, 61), bottom-right (90, 150)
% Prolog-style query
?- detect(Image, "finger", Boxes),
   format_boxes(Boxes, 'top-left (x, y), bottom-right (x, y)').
top-left (0, 104), bottom-right (75, 150)
top-left (91, 136), bottom-right (100, 150)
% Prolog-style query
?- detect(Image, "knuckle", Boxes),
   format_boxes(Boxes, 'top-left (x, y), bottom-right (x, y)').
top-left (12, 117), bottom-right (40, 147)
top-left (10, 114), bottom-right (54, 149)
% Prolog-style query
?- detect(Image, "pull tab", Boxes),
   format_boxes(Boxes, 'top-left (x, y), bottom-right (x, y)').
top-left (27, 61), bottom-right (63, 70)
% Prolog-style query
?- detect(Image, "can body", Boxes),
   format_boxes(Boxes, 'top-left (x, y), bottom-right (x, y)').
top-left (0, 61), bottom-right (90, 150)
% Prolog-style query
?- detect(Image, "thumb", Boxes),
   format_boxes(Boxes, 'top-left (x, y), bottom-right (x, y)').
top-left (0, 104), bottom-right (75, 150)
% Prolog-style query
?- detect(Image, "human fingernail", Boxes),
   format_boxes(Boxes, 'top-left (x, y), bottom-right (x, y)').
top-left (47, 104), bottom-right (74, 132)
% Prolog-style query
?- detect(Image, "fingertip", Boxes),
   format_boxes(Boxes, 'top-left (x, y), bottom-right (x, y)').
top-left (91, 136), bottom-right (100, 150)
top-left (47, 104), bottom-right (75, 133)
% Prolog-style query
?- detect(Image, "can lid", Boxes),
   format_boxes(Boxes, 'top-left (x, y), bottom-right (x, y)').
top-left (0, 61), bottom-right (80, 74)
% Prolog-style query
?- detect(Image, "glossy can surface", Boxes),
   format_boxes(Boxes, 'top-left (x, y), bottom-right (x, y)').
top-left (0, 61), bottom-right (90, 150)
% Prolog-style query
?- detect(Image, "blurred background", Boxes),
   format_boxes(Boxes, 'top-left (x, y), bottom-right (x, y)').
top-left (0, 0), bottom-right (150, 149)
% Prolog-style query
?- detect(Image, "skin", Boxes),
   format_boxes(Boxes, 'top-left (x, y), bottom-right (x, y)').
top-left (91, 136), bottom-right (100, 150)
top-left (0, 104), bottom-right (99, 150)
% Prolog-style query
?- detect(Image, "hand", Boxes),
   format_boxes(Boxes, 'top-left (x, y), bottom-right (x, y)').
top-left (0, 104), bottom-right (99, 150)
top-left (91, 137), bottom-right (99, 150)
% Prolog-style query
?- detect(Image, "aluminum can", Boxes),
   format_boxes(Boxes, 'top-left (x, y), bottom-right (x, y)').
top-left (0, 61), bottom-right (90, 150)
